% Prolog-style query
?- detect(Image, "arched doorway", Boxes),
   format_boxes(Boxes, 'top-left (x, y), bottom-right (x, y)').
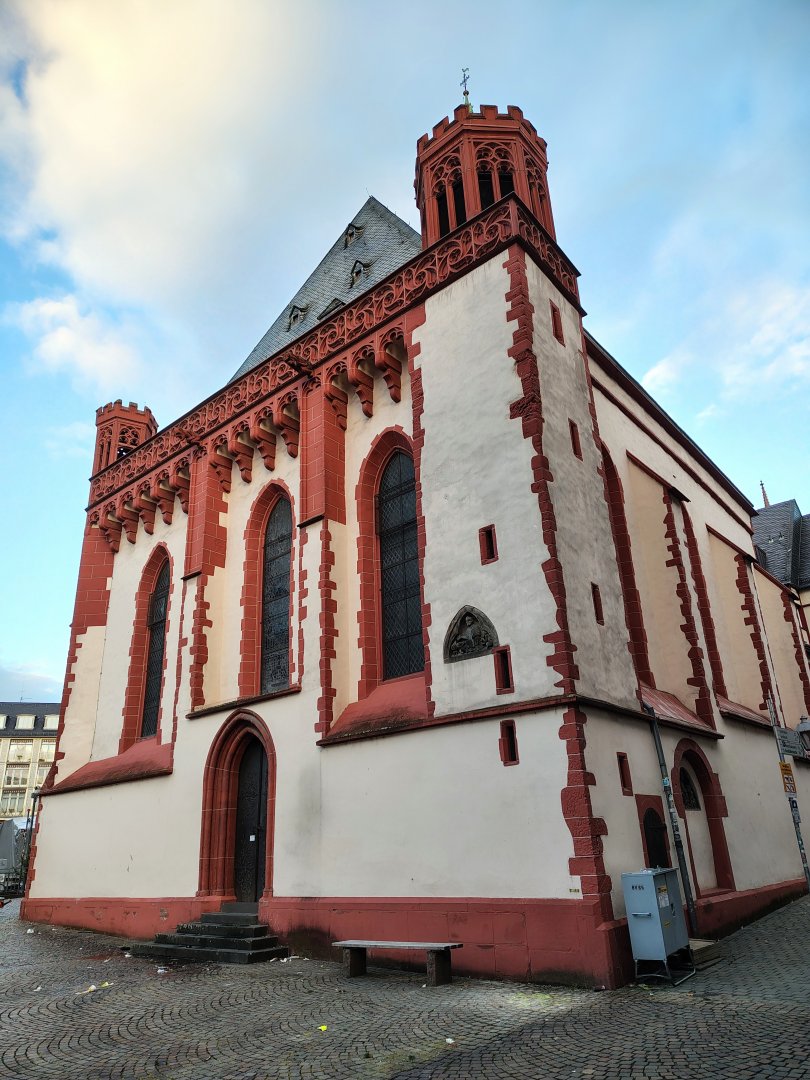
top-left (234, 737), bottom-right (268, 902)
top-left (643, 807), bottom-right (671, 869)
top-left (198, 711), bottom-right (276, 901)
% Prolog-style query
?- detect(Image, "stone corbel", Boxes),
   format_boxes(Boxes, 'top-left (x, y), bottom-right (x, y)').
top-left (134, 484), bottom-right (157, 535)
top-left (324, 363), bottom-right (349, 431)
top-left (209, 439), bottom-right (234, 494)
top-left (376, 330), bottom-right (405, 403)
top-left (150, 472), bottom-right (176, 525)
top-left (168, 460), bottom-right (191, 513)
top-left (349, 347), bottom-right (374, 417)
top-left (98, 505), bottom-right (123, 553)
top-left (116, 494), bottom-right (140, 545)
top-left (272, 394), bottom-right (300, 458)
top-left (249, 410), bottom-right (277, 472)
top-left (228, 426), bottom-right (254, 484)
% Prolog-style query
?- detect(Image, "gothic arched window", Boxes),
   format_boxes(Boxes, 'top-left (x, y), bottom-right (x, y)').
top-left (261, 498), bottom-right (292, 693)
top-left (377, 451), bottom-right (424, 680)
top-left (680, 767), bottom-right (701, 811)
top-left (141, 561), bottom-right (170, 739)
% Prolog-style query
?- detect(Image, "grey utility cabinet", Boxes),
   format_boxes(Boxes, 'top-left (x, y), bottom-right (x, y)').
top-left (621, 868), bottom-right (694, 984)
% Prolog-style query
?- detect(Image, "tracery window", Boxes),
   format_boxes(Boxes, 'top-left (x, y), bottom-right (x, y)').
top-left (377, 452), bottom-right (424, 680)
top-left (680, 767), bottom-right (701, 811)
top-left (261, 497), bottom-right (292, 693)
top-left (141, 561), bottom-right (169, 739)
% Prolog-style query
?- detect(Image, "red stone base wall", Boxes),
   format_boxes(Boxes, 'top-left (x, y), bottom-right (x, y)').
top-left (21, 879), bottom-right (805, 987)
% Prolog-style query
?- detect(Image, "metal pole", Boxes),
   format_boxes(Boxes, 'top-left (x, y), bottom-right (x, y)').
top-left (648, 710), bottom-right (699, 935)
top-left (767, 696), bottom-right (810, 893)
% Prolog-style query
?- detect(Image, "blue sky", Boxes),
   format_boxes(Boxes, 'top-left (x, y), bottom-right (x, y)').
top-left (1, 0), bottom-right (808, 701)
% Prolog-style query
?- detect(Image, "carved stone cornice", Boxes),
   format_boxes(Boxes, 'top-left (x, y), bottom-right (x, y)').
top-left (87, 196), bottom-right (580, 511)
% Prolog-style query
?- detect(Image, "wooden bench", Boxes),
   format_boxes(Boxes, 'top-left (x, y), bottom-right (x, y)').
top-left (332, 939), bottom-right (463, 986)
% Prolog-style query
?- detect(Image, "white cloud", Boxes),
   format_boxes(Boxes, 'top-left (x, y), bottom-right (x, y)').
top-left (641, 352), bottom-right (687, 394)
top-left (44, 419), bottom-right (95, 460)
top-left (1, 0), bottom-right (316, 316)
top-left (0, 659), bottom-right (62, 703)
top-left (8, 294), bottom-right (141, 392)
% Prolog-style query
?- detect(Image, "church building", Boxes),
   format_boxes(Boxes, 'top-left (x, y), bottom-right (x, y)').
top-left (23, 103), bottom-right (810, 987)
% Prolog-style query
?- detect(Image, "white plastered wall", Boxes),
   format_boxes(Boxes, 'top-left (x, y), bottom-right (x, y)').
top-left (415, 255), bottom-right (558, 714)
top-left (202, 444), bottom-right (302, 708)
top-left (89, 511), bottom-right (187, 762)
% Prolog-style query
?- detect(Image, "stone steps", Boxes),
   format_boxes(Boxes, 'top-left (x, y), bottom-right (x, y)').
top-left (690, 937), bottom-right (723, 969)
top-left (129, 904), bottom-right (289, 966)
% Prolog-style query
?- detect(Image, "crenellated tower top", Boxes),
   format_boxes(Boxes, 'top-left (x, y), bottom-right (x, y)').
top-left (414, 104), bottom-right (556, 249)
top-left (93, 400), bottom-right (157, 475)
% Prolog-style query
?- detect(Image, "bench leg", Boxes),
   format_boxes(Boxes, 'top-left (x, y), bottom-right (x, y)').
top-left (342, 947), bottom-right (367, 977)
top-left (426, 949), bottom-right (452, 986)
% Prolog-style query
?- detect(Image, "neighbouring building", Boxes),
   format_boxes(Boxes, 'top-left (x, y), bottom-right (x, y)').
top-left (0, 703), bottom-right (58, 820)
top-left (753, 496), bottom-right (810, 657)
top-left (22, 103), bottom-right (810, 987)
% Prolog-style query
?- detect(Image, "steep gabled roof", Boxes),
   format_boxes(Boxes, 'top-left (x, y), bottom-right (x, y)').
top-left (231, 196), bottom-right (421, 382)
top-left (752, 499), bottom-right (803, 585)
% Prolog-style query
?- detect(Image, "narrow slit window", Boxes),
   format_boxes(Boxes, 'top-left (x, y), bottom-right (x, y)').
top-left (452, 178), bottom-right (467, 227)
top-left (569, 420), bottom-right (582, 460)
top-left (141, 561), bottom-right (170, 739)
top-left (617, 752), bottom-right (633, 795)
top-left (479, 524), bottom-right (498, 564)
top-left (680, 767), bottom-right (701, 810)
top-left (499, 720), bottom-right (519, 766)
top-left (436, 189), bottom-right (450, 237)
top-left (591, 583), bottom-right (604, 625)
top-left (550, 300), bottom-right (565, 344)
top-left (494, 645), bottom-right (514, 694)
top-left (478, 171), bottom-right (495, 209)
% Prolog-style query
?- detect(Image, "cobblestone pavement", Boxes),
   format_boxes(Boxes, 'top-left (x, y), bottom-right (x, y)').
top-left (2, 896), bottom-right (810, 1079)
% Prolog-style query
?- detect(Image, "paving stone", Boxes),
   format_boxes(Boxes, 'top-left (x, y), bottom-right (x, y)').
top-left (2, 896), bottom-right (810, 1077)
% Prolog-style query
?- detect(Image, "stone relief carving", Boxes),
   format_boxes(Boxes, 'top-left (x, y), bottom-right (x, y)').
top-left (444, 606), bottom-right (499, 663)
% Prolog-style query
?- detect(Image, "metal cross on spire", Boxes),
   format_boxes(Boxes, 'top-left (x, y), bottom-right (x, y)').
top-left (460, 68), bottom-right (472, 112)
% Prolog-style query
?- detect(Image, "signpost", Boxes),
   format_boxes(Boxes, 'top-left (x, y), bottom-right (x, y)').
top-left (768, 696), bottom-right (810, 892)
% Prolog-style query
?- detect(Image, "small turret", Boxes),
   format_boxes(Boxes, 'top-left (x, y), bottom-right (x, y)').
top-left (414, 104), bottom-right (556, 248)
top-left (93, 400), bottom-right (157, 475)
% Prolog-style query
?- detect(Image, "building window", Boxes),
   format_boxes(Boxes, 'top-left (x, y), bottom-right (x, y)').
top-left (617, 752), bottom-right (633, 795)
top-left (479, 524), bottom-right (498, 564)
top-left (141, 561), bottom-right (170, 739)
top-left (378, 451), bottom-right (424, 680)
top-left (436, 188), bottom-right (450, 238)
top-left (550, 300), bottom-right (565, 344)
top-left (478, 170), bottom-right (495, 210)
top-left (569, 419), bottom-right (582, 460)
top-left (499, 719), bottom-right (519, 765)
top-left (680, 767), bottom-right (701, 810)
top-left (493, 645), bottom-right (514, 694)
top-left (261, 497), bottom-right (292, 693)
top-left (591, 582), bottom-right (604, 625)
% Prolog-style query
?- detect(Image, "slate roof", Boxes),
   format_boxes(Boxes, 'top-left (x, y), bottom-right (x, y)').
top-left (0, 703), bottom-right (59, 717)
top-left (230, 197), bottom-right (422, 382)
top-left (751, 499), bottom-right (810, 588)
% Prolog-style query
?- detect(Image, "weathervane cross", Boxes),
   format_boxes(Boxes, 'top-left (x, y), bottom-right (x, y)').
top-left (460, 67), bottom-right (472, 113)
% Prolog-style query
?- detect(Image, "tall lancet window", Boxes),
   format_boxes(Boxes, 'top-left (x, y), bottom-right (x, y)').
top-left (141, 561), bottom-right (170, 739)
top-left (261, 498), bottom-right (292, 693)
top-left (378, 451), bottom-right (424, 679)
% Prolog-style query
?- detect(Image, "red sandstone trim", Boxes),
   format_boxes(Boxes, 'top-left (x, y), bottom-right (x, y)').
top-left (120, 544), bottom-right (174, 752)
top-left (239, 480), bottom-right (296, 699)
top-left (405, 306), bottom-right (435, 720)
top-left (558, 706), bottom-right (613, 922)
top-left (186, 683), bottom-right (302, 720)
top-left (503, 245), bottom-right (579, 694)
top-left (735, 553), bottom-right (775, 712)
top-left (661, 491), bottom-right (715, 728)
top-left (315, 519), bottom-right (339, 736)
top-left (198, 710), bottom-right (277, 899)
top-left (681, 506), bottom-right (728, 699)
top-left (42, 740), bottom-right (173, 795)
top-left (781, 591), bottom-right (810, 713)
top-left (671, 738), bottom-right (735, 892)
top-left (602, 448), bottom-right (654, 688)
